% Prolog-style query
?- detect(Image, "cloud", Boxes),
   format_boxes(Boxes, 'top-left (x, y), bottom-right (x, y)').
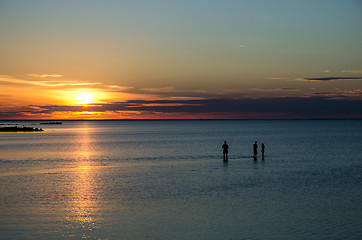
top-left (238, 45), bottom-right (247, 48)
top-left (342, 70), bottom-right (362, 74)
top-left (2, 96), bottom-right (361, 119)
top-left (0, 75), bottom-right (103, 88)
top-left (108, 85), bottom-right (134, 91)
top-left (296, 77), bottom-right (362, 81)
top-left (265, 77), bottom-right (288, 80)
top-left (27, 74), bottom-right (63, 78)
top-left (140, 87), bottom-right (179, 93)
top-left (323, 70), bottom-right (330, 73)
top-left (69, 82), bottom-right (101, 86)
top-left (127, 86), bottom-right (306, 100)
top-left (313, 89), bottom-right (362, 98)
top-left (170, 96), bottom-right (205, 100)
top-left (246, 88), bottom-right (301, 92)
top-left (278, 88), bottom-right (302, 92)
top-left (215, 88), bottom-right (302, 95)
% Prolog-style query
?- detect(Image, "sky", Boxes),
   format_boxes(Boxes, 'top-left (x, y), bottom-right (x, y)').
top-left (0, 0), bottom-right (361, 119)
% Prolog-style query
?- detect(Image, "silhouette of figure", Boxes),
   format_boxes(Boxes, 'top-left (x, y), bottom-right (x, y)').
top-left (261, 143), bottom-right (265, 158)
top-left (222, 141), bottom-right (229, 162)
top-left (253, 141), bottom-right (258, 158)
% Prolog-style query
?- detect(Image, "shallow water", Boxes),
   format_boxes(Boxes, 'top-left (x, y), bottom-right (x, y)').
top-left (0, 120), bottom-right (361, 239)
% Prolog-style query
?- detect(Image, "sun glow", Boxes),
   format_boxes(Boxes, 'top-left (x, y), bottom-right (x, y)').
top-left (75, 92), bottom-right (94, 105)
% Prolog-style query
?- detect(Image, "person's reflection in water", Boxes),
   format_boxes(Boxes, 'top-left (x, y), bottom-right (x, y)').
top-left (253, 141), bottom-right (258, 160)
top-left (222, 141), bottom-right (229, 162)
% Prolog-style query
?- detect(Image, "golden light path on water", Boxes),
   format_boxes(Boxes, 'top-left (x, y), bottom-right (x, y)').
top-left (63, 122), bottom-right (101, 238)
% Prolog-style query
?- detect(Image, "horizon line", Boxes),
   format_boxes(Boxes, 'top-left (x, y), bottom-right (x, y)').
top-left (1, 118), bottom-right (362, 121)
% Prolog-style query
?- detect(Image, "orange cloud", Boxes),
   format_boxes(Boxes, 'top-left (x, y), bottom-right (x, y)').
top-left (27, 73), bottom-right (63, 78)
top-left (0, 76), bottom-right (99, 88)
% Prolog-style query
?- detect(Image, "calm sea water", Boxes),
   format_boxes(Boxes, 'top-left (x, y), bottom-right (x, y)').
top-left (0, 120), bottom-right (361, 239)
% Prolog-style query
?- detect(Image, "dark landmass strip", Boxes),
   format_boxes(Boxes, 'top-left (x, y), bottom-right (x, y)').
top-left (40, 122), bottom-right (62, 124)
top-left (0, 126), bottom-right (44, 132)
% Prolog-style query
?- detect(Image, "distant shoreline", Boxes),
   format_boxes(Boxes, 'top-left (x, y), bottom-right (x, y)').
top-left (0, 126), bottom-right (43, 132)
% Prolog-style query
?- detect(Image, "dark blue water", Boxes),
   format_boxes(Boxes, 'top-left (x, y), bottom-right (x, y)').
top-left (0, 120), bottom-right (361, 239)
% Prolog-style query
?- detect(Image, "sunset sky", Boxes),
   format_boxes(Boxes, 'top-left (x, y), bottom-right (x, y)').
top-left (1, 0), bottom-right (361, 119)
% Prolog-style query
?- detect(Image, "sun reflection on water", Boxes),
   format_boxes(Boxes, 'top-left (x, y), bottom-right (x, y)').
top-left (64, 122), bottom-right (102, 238)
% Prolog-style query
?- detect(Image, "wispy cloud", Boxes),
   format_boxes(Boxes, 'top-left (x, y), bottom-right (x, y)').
top-left (216, 87), bottom-right (301, 94)
top-left (238, 44), bottom-right (247, 48)
top-left (0, 75), bottom-right (104, 88)
top-left (108, 85), bottom-right (134, 91)
top-left (278, 88), bottom-right (302, 92)
top-left (69, 82), bottom-right (101, 86)
top-left (312, 89), bottom-right (362, 98)
top-left (342, 70), bottom-right (362, 74)
top-left (245, 88), bottom-right (301, 92)
top-left (140, 87), bottom-right (179, 93)
top-left (265, 77), bottom-right (288, 80)
top-left (27, 73), bottom-right (63, 78)
top-left (296, 77), bottom-right (362, 81)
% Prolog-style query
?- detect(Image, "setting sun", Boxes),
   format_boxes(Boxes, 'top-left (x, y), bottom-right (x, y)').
top-left (75, 92), bottom-right (93, 105)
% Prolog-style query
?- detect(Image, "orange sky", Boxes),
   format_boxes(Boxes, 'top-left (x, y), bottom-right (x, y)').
top-left (0, 1), bottom-right (361, 119)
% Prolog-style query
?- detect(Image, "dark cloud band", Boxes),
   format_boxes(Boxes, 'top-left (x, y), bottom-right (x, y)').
top-left (301, 77), bottom-right (362, 81)
top-left (2, 96), bottom-right (362, 119)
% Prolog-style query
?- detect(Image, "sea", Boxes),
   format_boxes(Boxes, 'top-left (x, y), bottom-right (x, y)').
top-left (0, 120), bottom-right (361, 240)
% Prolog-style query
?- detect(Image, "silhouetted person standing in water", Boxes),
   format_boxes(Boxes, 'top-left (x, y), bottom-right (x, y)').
top-left (222, 141), bottom-right (229, 162)
top-left (261, 143), bottom-right (265, 158)
top-left (253, 141), bottom-right (258, 159)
